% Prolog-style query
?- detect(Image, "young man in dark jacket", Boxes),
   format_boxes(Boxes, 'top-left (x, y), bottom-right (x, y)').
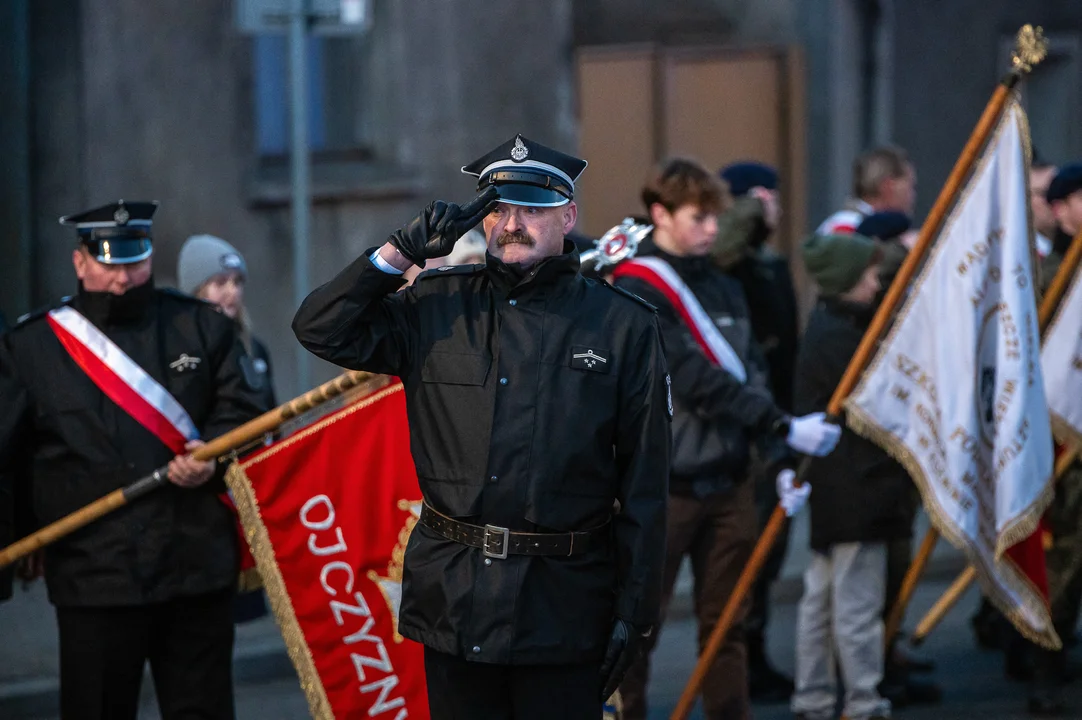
top-left (791, 232), bottom-right (910, 720)
top-left (613, 159), bottom-right (840, 720)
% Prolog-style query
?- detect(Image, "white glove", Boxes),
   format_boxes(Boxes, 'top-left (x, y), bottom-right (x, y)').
top-left (775, 469), bottom-right (811, 517)
top-left (786, 412), bottom-right (841, 456)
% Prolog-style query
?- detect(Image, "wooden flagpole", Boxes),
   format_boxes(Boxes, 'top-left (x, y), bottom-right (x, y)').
top-left (0, 370), bottom-right (375, 569)
top-left (670, 26), bottom-right (1048, 720)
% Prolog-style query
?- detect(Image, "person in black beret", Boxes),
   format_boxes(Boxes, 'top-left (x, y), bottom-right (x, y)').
top-left (715, 160), bottom-right (801, 702)
top-left (721, 161), bottom-right (779, 199)
top-left (1046, 162), bottom-right (1082, 268)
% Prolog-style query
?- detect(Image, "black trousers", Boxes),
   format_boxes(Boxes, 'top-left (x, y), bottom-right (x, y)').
top-left (423, 647), bottom-right (603, 720)
top-left (56, 587), bottom-right (236, 720)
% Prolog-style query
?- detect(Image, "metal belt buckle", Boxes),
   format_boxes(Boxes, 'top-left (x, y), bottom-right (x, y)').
top-left (483, 524), bottom-right (510, 560)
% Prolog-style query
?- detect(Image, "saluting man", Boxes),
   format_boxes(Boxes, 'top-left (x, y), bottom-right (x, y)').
top-left (293, 135), bottom-right (672, 720)
top-left (0, 201), bottom-right (266, 720)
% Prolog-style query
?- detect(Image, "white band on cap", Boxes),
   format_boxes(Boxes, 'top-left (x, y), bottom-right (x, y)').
top-left (497, 197), bottom-right (570, 208)
top-left (73, 220), bottom-right (154, 228)
top-left (470, 159), bottom-right (576, 189)
top-left (96, 247), bottom-right (154, 264)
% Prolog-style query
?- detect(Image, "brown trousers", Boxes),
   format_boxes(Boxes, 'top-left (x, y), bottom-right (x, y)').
top-left (620, 480), bottom-right (757, 720)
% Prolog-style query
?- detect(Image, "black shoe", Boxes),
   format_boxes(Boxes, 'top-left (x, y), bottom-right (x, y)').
top-left (972, 598), bottom-right (1007, 650)
top-left (973, 615), bottom-right (1005, 650)
top-left (880, 677), bottom-right (943, 707)
top-left (903, 677), bottom-right (943, 705)
top-left (890, 644), bottom-right (936, 674)
top-left (1008, 652), bottom-right (1036, 683)
top-left (748, 661), bottom-right (795, 703)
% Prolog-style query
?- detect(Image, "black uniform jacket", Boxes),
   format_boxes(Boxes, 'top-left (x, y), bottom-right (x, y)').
top-left (614, 242), bottom-right (790, 496)
top-left (292, 242), bottom-right (671, 664)
top-left (0, 283), bottom-right (267, 606)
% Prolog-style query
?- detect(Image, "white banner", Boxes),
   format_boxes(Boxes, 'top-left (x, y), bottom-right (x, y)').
top-left (1040, 260), bottom-right (1082, 446)
top-left (845, 99), bottom-right (1058, 647)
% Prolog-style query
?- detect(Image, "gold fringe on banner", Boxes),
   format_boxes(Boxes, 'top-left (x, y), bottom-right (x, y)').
top-left (845, 407), bottom-right (1059, 650)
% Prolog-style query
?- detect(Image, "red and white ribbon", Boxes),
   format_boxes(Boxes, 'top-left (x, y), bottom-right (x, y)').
top-left (47, 305), bottom-right (198, 453)
top-left (613, 256), bottom-right (747, 382)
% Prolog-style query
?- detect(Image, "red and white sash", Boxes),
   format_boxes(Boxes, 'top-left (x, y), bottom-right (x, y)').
top-left (47, 306), bottom-right (199, 454)
top-left (613, 256), bottom-right (747, 382)
top-left (47, 305), bottom-right (258, 580)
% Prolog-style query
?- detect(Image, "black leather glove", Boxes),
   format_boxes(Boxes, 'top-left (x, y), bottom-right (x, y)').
top-left (599, 618), bottom-right (652, 702)
top-left (388, 186), bottom-right (500, 268)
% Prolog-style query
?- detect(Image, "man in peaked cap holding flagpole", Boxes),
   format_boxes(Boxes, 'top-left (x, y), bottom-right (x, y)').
top-left (0, 200), bottom-right (266, 719)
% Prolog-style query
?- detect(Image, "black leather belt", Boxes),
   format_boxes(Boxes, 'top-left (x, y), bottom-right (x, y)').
top-left (419, 503), bottom-right (609, 559)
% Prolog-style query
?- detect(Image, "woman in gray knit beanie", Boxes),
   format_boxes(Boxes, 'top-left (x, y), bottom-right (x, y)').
top-left (177, 233), bottom-right (276, 404)
top-left (178, 234), bottom-right (275, 624)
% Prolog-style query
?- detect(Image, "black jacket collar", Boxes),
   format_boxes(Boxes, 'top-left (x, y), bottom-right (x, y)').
top-left (820, 296), bottom-right (876, 327)
top-left (485, 239), bottom-right (580, 294)
top-left (637, 234), bottom-right (715, 279)
top-left (74, 278), bottom-right (156, 328)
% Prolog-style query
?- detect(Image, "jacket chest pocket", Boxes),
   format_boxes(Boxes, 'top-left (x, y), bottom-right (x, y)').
top-left (420, 351), bottom-right (491, 386)
top-left (416, 352), bottom-right (492, 484)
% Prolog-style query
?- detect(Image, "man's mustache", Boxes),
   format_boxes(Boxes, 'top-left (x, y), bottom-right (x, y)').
top-left (496, 231), bottom-right (535, 248)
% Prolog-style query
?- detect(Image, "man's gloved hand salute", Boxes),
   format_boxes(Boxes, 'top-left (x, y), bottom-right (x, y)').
top-left (388, 186), bottom-right (500, 267)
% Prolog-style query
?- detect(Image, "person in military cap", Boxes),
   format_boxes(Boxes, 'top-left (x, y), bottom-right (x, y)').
top-left (1045, 162), bottom-right (1082, 272)
top-left (0, 201), bottom-right (266, 720)
top-left (293, 134), bottom-right (672, 719)
top-left (1019, 161), bottom-right (1082, 716)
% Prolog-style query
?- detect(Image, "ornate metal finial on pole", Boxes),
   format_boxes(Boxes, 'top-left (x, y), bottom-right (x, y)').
top-left (1012, 24), bottom-right (1048, 75)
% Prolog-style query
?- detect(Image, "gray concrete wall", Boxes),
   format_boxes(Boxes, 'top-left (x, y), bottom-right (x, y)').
top-left (891, 2), bottom-right (1082, 219)
top-left (23, 0), bottom-right (576, 398)
top-left (573, 0), bottom-right (798, 45)
top-left (0, 0), bottom-right (32, 318)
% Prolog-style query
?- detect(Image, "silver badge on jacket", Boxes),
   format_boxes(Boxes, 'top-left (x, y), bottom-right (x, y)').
top-left (169, 353), bottom-right (202, 372)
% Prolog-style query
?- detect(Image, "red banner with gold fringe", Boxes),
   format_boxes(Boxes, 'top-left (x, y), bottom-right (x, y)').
top-left (227, 381), bottom-right (429, 720)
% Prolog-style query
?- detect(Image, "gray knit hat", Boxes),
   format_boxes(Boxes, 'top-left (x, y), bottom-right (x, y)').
top-left (177, 234), bottom-right (248, 295)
